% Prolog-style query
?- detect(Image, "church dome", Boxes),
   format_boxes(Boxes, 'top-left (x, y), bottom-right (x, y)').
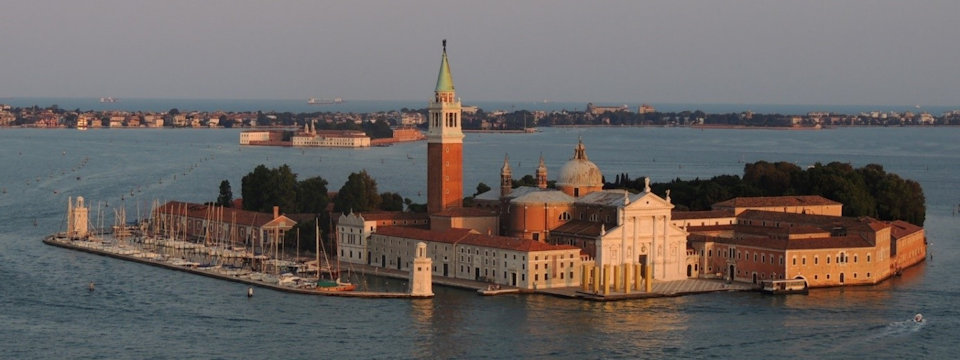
top-left (556, 139), bottom-right (603, 192)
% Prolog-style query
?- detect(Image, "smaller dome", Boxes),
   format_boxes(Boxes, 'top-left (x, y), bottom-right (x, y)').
top-left (556, 139), bottom-right (603, 190)
top-left (557, 161), bottom-right (603, 188)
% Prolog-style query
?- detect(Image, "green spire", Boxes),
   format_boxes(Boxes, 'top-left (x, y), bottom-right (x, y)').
top-left (435, 40), bottom-right (455, 92)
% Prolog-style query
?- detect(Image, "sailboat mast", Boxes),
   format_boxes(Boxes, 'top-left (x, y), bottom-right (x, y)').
top-left (316, 218), bottom-right (321, 278)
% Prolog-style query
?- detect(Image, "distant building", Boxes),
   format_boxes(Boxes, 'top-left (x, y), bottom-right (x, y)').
top-left (240, 130), bottom-right (281, 145)
top-left (291, 122), bottom-right (371, 147)
top-left (586, 102), bottom-right (630, 115)
top-left (638, 104), bottom-right (656, 114)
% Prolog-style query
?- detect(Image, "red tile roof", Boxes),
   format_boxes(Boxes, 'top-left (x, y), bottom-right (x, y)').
top-left (888, 220), bottom-right (924, 239)
top-left (550, 220), bottom-right (603, 237)
top-left (671, 209), bottom-right (735, 220)
top-left (373, 226), bottom-right (577, 253)
top-left (713, 195), bottom-right (840, 208)
top-left (737, 210), bottom-right (885, 234)
top-left (155, 201), bottom-right (291, 227)
top-left (351, 211), bottom-right (430, 221)
top-left (431, 207), bottom-right (498, 218)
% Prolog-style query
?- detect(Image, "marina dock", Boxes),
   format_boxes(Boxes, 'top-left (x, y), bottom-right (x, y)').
top-left (43, 234), bottom-right (428, 299)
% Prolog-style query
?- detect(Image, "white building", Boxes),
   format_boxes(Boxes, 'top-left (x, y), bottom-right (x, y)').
top-left (291, 130), bottom-right (370, 147)
top-left (336, 211), bottom-right (430, 265)
top-left (368, 226), bottom-right (582, 290)
top-left (240, 131), bottom-right (272, 145)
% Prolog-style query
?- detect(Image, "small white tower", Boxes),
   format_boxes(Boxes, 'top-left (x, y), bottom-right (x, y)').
top-left (67, 196), bottom-right (89, 238)
top-left (409, 242), bottom-right (434, 297)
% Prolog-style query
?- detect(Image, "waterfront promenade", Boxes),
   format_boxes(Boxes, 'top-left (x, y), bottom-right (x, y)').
top-left (45, 233), bottom-right (757, 302)
top-left (347, 262), bottom-right (757, 301)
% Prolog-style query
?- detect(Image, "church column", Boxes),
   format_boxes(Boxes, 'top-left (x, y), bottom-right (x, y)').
top-left (650, 214), bottom-right (657, 280)
top-left (662, 215), bottom-right (668, 279)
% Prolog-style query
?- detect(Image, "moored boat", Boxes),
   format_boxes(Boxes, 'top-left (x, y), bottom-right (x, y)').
top-left (761, 279), bottom-right (809, 295)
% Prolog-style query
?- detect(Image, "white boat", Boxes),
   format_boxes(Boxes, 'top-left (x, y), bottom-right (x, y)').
top-left (307, 97), bottom-right (343, 105)
top-left (99, 97), bottom-right (119, 103)
top-left (761, 279), bottom-right (809, 294)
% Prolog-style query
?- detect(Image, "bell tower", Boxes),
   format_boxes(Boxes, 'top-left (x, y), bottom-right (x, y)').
top-left (536, 154), bottom-right (548, 189)
top-left (427, 40), bottom-right (464, 214)
top-left (500, 154), bottom-right (512, 197)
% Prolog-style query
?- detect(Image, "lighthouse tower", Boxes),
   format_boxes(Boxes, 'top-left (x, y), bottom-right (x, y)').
top-left (427, 40), bottom-right (464, 214)
top-left (409, 242), bottom-right (434, 297)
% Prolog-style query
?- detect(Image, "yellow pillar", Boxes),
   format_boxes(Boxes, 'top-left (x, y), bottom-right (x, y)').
top-left (592, 265), bottom-right (601, 293)
top-left (581, 264), bottom-right (590, 292)
top-left (644, 264), bottom-right (653, 292)
top-left (602, 264), bottom-right (611, 295)
top-left (634, 264), bottom-right (643, 291)
top-left (623, 264), bottom-right (631, 294)
top-left (610, 265), bottom-right (620, 292)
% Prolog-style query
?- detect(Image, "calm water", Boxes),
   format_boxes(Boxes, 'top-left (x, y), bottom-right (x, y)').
top-left (1, 127), bottom-right (958, 359)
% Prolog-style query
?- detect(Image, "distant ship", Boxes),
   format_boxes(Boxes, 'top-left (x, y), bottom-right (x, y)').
top-left (308, 97), bottom-right (343, 105)
top-left (99, 97), bottom-right (119, 103)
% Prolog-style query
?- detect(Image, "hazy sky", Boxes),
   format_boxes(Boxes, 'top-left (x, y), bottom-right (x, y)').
top-left (2, 1), bottom-right (958, 105)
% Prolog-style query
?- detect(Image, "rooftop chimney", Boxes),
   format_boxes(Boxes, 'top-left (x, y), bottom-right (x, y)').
top-left (273, 206), bottom-right (279, 219)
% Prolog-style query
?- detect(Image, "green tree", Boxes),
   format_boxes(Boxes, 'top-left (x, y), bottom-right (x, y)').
top-left (475, 182), bottom-right (491, 196)
top-left (380, 192), bottom-right (404, 211)
top-left (216, 180), bottom-right (233, 207)
top-left (363, 119), bottom-right (394, 139)
top-left (296, 176), bottom-right (329, 213)
top-left (333, 171), bottom-right (381, 213)
top-left (240, 164), bottom-right (299, 213)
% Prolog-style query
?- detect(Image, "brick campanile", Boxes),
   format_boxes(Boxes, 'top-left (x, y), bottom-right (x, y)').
top-left (427, 40), bottom-right (464, 214)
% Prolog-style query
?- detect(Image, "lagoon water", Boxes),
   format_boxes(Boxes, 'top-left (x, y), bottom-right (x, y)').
top-left (1, 126), bottom-right (958, 359)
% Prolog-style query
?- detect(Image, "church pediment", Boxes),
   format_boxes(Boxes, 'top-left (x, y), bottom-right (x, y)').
top-left (624, 192), bottom-right (674, 211)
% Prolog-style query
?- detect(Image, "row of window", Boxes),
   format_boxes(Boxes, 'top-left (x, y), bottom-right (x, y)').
top-left (793, 252), bottom-right (868, 266)
top-left (808, 272), bottom-right (870, 281)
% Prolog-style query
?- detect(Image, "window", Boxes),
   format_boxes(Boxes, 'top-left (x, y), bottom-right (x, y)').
top-left (826, 256), bottom-right (830, 264)
top-left (867, 254), bottom-right (871, 262)
top-left (802, 257), bottom-right (806, 265)
top-left (854, 255), bottom-right (858, 263)
top-left (792, 258), bottom-right (796, 266)
top-left (535, 274), bottom-right (539, 281)
top-left (814, 256), bottom-right (819, 265)
top-left (867, 272), bottom-right (871, 278)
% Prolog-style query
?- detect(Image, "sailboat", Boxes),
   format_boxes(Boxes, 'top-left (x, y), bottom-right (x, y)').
top-left (314, 220), bottom-right (355, 292)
